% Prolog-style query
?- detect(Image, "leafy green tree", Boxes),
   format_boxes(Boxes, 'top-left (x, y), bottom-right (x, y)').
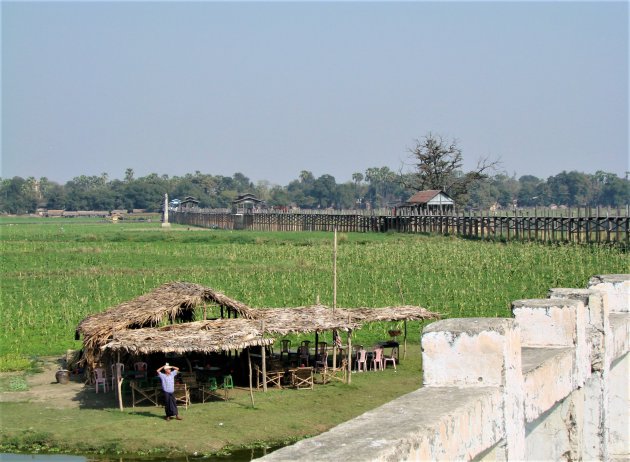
top-left (268, 185), bottom-right (291, 207)
top-left (517, 175), bottom-right (544, 207)
top-left (365, 167), bottom-right (400, 207)
top-left (0, 177), bottom-right (38, 213)
top-left (595, 171), bottom-right (630, 207)
top-left (312, 174), bottom-right (338, 208)
top-left (404, 133), bottom-right (499, 204)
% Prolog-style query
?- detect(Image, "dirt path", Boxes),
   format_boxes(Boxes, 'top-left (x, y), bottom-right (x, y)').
top-left (0, 357), bottom-right (115, 409)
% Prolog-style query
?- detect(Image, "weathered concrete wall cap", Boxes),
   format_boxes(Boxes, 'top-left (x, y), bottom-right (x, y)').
top-left (423, 317), bottom-right (515, 336)
top-left (588, 274), bottom-right (629, 285)
top-left (547, 288), bottom-right (594, 304)
top-left (512, 298), bottom-right (582, 309)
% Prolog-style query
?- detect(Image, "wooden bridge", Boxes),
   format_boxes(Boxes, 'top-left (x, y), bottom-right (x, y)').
top-left (170, 208), bottom-right (629, 245)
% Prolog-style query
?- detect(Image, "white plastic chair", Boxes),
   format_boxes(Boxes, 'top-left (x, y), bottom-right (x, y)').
top-left (110, 362), bottom-right (125, 389)
top-left (371, 347), bottom-right (384, 371)
top-left (94, 367), bottom-right (108, 393)
top-left (383, 347), bottom-right (397, 370)
top-left (355, 348), bottom-right (368, 372)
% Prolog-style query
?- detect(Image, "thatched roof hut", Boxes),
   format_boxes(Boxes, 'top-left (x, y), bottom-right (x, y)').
top-left (77, 282), bottom-right (255, 368)
top-left (101, 310), bottom-right (360, 356)
top-left (78, 281), bottom-right (440, 370)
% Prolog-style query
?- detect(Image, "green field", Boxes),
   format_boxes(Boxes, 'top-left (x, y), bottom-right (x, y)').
top-left (0, 217), bottom-right (627, 456)
top-left (1, 217), bottom-right (627, 369)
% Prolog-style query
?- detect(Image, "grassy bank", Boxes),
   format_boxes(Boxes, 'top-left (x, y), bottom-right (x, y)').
top-left (1, 349), bottom-right (422, 457)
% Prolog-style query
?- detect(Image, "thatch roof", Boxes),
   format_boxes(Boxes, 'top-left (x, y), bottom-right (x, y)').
top-left (102, 319), bottom-right (275, 355)
top-left (101, 308), bottom-right (361, 355)
top-left (236, 304), bottom-right (440, 325)
top-left (249, 305), bottom-right (361, 334)
top-left (341, 306), bottom-right (441, 323)
top-left (77, 281), bottom-right (255, 367)
top-left (78, 281), bottom-right (440, 369)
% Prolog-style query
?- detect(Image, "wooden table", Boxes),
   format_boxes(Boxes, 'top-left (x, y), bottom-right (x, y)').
top-left (130, 381), bottom-right (159, 408)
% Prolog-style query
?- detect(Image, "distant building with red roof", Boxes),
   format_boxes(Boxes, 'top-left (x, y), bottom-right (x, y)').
top-left (397, 190), bottom-right (455, 215)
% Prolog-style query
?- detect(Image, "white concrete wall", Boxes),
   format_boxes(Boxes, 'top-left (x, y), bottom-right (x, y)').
top-left (257, 275), bottom-right (629, 462)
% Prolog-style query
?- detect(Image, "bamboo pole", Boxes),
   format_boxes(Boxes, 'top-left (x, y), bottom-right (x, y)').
top-left (117, 350), bottom-right (123, 411)
top-left (397, 280), bottom-right (408, 360)
top-left (247, 349), bottom-right (255, 408)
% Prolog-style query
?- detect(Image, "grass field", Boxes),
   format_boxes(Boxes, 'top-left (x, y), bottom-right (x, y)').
top-left (1, 216), bottom-right (627, 369)
top-left (0, 217), bottom-right (627, 456)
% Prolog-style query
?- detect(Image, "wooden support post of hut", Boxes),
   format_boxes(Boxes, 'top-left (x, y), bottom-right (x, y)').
top-left (403, 320), bottom-right (407, 360)
top-left (116, 350), bottom-right (123, 411)
top-left (261, 321), bottom-right (267, 392)
top-left (346, 328), bottom-right (352, 384)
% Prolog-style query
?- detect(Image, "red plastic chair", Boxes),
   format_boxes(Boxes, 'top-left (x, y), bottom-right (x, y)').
top-left (133, 362), bottom-right (148, 379)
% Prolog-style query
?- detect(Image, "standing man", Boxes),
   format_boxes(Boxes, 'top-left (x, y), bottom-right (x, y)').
top-left (156, 363), bottom-right (182, 421)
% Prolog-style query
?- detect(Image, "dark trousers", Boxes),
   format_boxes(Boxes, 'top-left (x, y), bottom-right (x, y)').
top-left (163, 391), bottom-right (178, 417)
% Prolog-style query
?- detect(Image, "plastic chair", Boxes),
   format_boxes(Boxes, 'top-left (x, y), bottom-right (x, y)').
top-left (110, 363), bottom-right (125, 389)
top-left (355, 348), bottom-right (368, 372)
top-left (221, 375), bottom-right (233, 400)
top-left (280, 339), bottom-right (291, 360)
top-left (298, 345), bottom-right (310, 366)
top-left (133, 362), bottom-right (148, 379)
top-left (201, 377), bottom-right (219, 403)
top-left (93, 367), bottom-right (108, 393)
top-left (315, 351), bottom-right (328, 373)
top-left (383, 347), bottom-right (397, 370)
top-left (371, 347), bottom-right (384, 371)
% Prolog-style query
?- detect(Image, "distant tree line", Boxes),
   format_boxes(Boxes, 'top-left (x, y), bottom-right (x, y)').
top-left (1, 132), bottom-right (627, 214)
top-left (1, 168), bottom-right (627, 215)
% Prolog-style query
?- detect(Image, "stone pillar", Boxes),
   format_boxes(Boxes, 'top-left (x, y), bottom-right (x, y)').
top-left (549, 288), bottom-right (610, 461)
top-left (422, 318), bottom-right (525, 460)
top-left (511, 298), bottom-right (586, 461)
top-left (588, 274), bottom-right (630, 458)
top-left (162, 193), bottom-right (171, 228)
top-left (588, 274), bottom-right (630, 314)
top-left (512, 298), bottom-right (588, 386)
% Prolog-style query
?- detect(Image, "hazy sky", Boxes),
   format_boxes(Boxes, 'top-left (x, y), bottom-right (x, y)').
top-left (2, 1), bottom-right (628, 186)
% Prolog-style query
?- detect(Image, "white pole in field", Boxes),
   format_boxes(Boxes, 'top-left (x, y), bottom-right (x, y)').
top-left (162, 193), bottom-right (171, 228)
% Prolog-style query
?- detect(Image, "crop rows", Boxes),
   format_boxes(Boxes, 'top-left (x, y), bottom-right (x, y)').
top-left (1, 218), bottom-right (627, 370)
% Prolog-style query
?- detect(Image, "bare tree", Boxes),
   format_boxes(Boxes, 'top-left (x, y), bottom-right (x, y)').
top-left (402, 132), bottom-right (500, 202)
